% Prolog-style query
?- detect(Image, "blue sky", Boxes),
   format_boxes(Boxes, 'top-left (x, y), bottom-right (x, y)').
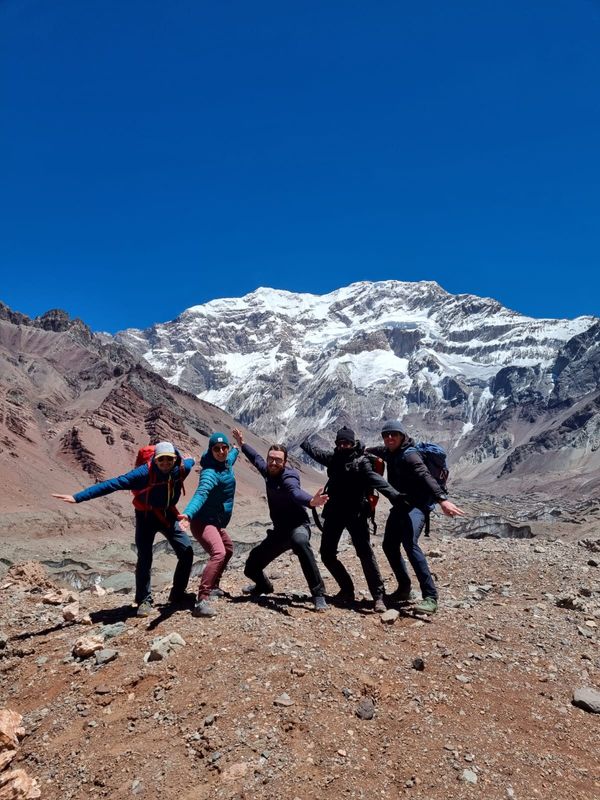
top-left (1, 0), bottom-right (599, 332)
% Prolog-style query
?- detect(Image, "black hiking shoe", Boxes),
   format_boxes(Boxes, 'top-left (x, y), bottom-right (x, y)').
top-left (387, 588), bottom-right (417, 604)
top-left (242, 580), bottom-right (274, 596)
top-left (331, 590), bottom-right (355, 607)
top-left (167, 590), bottom-right (196, 606)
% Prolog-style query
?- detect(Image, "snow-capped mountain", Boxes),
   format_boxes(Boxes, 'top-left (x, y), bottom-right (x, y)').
top-left (114, 281), bottom-right (600, 492)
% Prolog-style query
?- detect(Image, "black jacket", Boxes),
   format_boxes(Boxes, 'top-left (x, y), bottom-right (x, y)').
top-left (301, 439), bottom-right (400, 518)
top-left (368, 436), bottom-right (446, 511)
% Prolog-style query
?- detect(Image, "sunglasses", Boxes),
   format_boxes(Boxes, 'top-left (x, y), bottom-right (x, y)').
top-left (212, 445), bottom-right (229, 453)
top-left (267, 456), bottom-right (285, 465)
top-left (382, 431), bottom-right (401, 438)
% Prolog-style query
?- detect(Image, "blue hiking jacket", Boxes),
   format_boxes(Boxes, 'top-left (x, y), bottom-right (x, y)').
top-left (73, 457), bottom-right (196, 513)
top-left (183, 447), bottom-right (238, 527)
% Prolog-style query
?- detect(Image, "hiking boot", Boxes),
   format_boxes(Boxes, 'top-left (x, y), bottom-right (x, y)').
top-left (313, 595), bottom-right (328, 612)
top-left (387, 587), bottom-right (417, 604)
top-left (209, 587), bottom-right (225, 598)
top-left (373, 597), bottom-right (387, 613)
top-left (415, 596), bottom-right (438, 615)
top-left (192, 599), bottom-right (217, 618)
top-left (168, 590), bottom-right (196, 606)
top-left (331, 590), bottom-right (355, 607)
top-left (136, 600), bottom-right (153, 618)
top-left (242, 580), bottom-right (274, 596)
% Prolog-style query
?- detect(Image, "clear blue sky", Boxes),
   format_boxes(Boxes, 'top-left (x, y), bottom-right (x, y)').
top-left (1, 0), bottom-right (599, 332)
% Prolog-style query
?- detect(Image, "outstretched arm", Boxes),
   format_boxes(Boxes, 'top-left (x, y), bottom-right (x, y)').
top-left (300, 439), bottom-right (333, 467)
top-left (53, 465), bottom-right (150, 504)
top-left (360, 460), bottom-right (402, 505)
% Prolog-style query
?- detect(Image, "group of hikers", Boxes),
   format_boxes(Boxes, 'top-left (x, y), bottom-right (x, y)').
top-left (52, 420), bottom-right (464, 619)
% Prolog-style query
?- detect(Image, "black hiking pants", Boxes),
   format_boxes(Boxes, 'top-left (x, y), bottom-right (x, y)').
top-left (134, 510), bottom-right (194, 604)
top-left (244, 523), bottom-right (325, 597)
top-left (320, 512), bottom-right (384, 600)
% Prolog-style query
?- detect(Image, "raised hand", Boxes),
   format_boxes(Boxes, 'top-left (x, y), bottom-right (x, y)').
top-left (232, 428), bottom-right (244, 447)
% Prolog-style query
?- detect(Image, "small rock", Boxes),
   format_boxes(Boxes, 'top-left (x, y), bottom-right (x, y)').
top-left (0, 768), bottom-right (41, 798)
top-left (146, 632), bottom-right (186, 662)
top-left (577, 625), bottom-right (594, 639)
top-left (89, 584), bottom-right (107, 597)
top-left (456, 674), bottom-right (472, 683)
top-left (380, 609), bottom-right (400, 624)
top-left (72, 635), bottom-right (104, 659)
top-left (95, 649), bottom-right (119, 666)
top-left (572, 686), bottom-right (600, 714)
top-left (131, 778), bottom-right (143, 794)
top-left (588, 559), bottom-right (599, 567)
top-left (100, 622), bottom-right (127, 640)
top-left (62, 602), bottom-right (79, 622)
top-left (273, 693), bottom-right (294, 707)
top-left (460, 769), bottom-right (478, 784)
top-left (412, 657), bottom-right (425, 671)
top-left (355, 698), bottom-right (375, 720)
top-left (0, 709), bottom-right (25, 749)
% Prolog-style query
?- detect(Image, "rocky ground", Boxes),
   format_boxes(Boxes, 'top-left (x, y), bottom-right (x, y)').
top-left (1, 520), bottom-right (599, 800)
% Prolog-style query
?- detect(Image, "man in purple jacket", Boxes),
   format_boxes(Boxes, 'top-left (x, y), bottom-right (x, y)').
top-left (232, 428), bottom-right (329, 611)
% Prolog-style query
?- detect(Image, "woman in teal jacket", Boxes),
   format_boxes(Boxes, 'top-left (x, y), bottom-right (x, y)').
top-left (179, 431), bottom-right (237, 617)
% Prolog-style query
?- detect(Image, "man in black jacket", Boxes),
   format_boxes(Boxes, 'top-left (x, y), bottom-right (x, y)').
top-left (301, 426), bottom-right (401, 612)
top-left (368, 420), bottom-right (465, 615)
top-left (232, 428), bottom-right (329, 611)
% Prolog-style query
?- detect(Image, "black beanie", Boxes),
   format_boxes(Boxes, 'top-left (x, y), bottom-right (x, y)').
top-left (335, 426), bottom-right (356, 444)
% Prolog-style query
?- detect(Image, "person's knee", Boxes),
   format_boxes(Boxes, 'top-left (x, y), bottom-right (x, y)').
top-left (179, 545), bottom-right (193, 565)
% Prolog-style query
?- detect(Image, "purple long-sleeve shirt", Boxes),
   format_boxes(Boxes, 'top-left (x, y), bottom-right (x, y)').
top-left (242, 443), bottom-right (312, 529)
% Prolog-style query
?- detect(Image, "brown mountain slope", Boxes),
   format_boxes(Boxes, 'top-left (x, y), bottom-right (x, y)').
top-left (0, 310), bottom-right (320, 551)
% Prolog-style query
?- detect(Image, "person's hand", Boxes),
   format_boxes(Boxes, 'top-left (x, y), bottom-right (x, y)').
top-left (439, 499), bottom-right (465, 518)
top-left (52, 494), bottom-right (76, 504)
top-left (232, 428), bottom-right (244, 447)
top-left (177, 514), bottom-right (191, 531)
top-left (309, 487), bottom-right (329, 508)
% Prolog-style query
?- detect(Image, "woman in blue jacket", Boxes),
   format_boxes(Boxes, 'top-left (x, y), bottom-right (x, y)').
top-left (179, 432), bottom-right (237, 618)
top-left (52, 441), bottom-right (195, 617)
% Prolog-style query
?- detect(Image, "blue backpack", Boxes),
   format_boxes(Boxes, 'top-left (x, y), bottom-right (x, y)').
top-left (404, 442), bottom-right (449, 489)
top-left (404, 443), bottom-right (449, 533)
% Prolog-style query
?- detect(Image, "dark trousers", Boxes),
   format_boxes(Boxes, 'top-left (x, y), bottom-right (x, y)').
top-left (244, 523), bottom-right (326, 597)
top-left (382, 507), bottom-right (437, 600)
top-left (134, 510), bottom-right (194, 604)
top-left (320, 513), bottom-right (384, 600)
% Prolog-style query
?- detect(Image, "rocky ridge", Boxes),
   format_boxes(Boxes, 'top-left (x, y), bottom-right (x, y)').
top-left (112, 281), bottom-right (600, 494)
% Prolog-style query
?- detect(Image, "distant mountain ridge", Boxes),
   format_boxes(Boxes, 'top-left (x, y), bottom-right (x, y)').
top-left (112, 280), bottom-right (600, 494)
top-left (0, 302), bottom-right (304, 540)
